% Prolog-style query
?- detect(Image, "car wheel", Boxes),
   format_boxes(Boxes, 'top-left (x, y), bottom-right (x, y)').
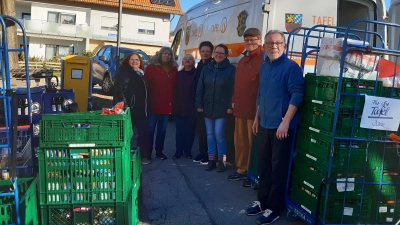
top-left (102, 74), bottom-right (113, 95)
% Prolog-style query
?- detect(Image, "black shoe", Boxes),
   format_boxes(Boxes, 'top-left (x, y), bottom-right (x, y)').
top-left (205, 160), bottom-right (216, 171)
top-left (193, 153), bottom-right (204, 163)
top-left (173, 152), bottom-right (183, 159)
top-left (216, 160), bottom-right (226, 172)
top-left (228, 172), bottom-right (247, 181)
top-left (156, 151), bottom-right (167, 160)
top-left (242, 178), bottom-right (252, 187)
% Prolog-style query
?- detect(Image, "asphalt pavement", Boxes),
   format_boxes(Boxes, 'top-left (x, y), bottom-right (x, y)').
top-left (137, 121), bottom-right (307, 225)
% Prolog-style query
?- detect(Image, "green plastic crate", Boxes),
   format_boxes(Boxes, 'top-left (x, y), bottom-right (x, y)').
top-left (130, 148), bottom-right (142, 185)
top-left (382, 87), bottom-right (400, 99)
top-left (40, 108), bottom-right (133, 148)
top-left (370, 195), bottom-right (400, 224)
top-left (295, 128), bottom-right (382, 170)
top-left (291, 174), bottom-right (372, 224)
top-left (38, 146), bottom-right (131, 205)
top-left (0, 177), bottom-right (38, 225)
top-left (300, 101), bottom-right (387, 139)
top-left (292, 154), bottom-right (366, 198)
top-left (40, 189), bottom-right (132, 225)
top-left (304, 73), bottom-right (382, 109)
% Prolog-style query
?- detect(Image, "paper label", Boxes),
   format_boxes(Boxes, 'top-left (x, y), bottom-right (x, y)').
top-left (309, 127), bottom-right (320, 133)
top-left (390, 208), bottom-right (394, 213)
top-left (387, 218), bottom-right (393, 222)
top-left (310, 138), bottom-right (317, 143)
top-left (336, 178), bottom-right (355, 192)
top-left (303, 181), bottom-right (314, 189)
top-left (306, 154), bottom-right (317, 161)
top-left (343, 207), bottom-right (353, 216)
top-left (69, 143), bottom-right (96, 147)
top-left (301, 205), bottom-right (311, 214)
top-left (379, 206), bottom-right (388, 213)
top-left (312, 99), bottom-right (323, 104)
top-left (361, 95), bottom-right (400, 131)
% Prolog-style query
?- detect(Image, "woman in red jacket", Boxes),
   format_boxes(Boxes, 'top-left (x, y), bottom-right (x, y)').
top-left (144, 47), bottom-right (178, 160)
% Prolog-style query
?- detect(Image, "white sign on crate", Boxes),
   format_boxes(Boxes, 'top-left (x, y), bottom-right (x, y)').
top-left (360, 95), bottom-right (400, 131)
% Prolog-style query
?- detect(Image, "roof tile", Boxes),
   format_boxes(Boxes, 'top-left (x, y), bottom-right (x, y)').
top-left (66, 0), bottom-right (184, 15)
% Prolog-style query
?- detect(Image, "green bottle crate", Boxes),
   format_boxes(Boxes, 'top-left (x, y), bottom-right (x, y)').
top-left (37, 146), bottom-right (131, 205)
top-left (381, 86), bottom-right (400, 99)
top-left (299, 101), bottom-right (387, 139)
top-left (0, 177), bottom-right (38, 225)
top-left (40, 108), bottom-right (133, 148)
top-left (290, 174), bottom-right (373, 224)
top-left (304, 74), bottom-right (382, 110)
top-left (370, 195), bottom-right (400, 224)
top-left (295, 128), bottom-right (383, 170)
top-left (130, 148), bottom-right (142, 185)
top-left (40, 189), bottom-right (133, 225)
top-left (292, 153), bottom-right (366, 198)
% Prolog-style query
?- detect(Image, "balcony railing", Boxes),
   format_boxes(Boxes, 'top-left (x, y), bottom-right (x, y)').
top-left (16, 19), bottom-right (93, 39)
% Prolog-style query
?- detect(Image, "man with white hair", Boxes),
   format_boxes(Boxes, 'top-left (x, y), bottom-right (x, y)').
top-left (245, 30), bottom-right (304, 225)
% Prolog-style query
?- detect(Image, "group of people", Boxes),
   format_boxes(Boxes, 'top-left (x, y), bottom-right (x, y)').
top-left (113, 28), bottom-right (304, 225)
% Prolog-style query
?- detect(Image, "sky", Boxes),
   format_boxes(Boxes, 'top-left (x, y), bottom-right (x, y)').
top-left (170, 0), bottom-right (204, 31)
top-left (171, 0), bottom-right (392, 31)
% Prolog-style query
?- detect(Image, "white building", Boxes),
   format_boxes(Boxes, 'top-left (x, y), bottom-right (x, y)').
top-left (15, 0), bottom-right (183, 59)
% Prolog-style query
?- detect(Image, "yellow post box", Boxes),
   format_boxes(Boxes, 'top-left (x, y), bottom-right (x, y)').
top-left (61, 55), bottom-right (91, 112)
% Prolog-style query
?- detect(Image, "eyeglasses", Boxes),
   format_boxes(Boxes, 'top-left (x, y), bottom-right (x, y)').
top-left (162, 52), bottom-right (172, 56)
top-left (264, 42), bottom-right (284, 47)
top-left (213, 51), bottom-right (226, 55)
top-left (244, 38), bottom-right (259, 43)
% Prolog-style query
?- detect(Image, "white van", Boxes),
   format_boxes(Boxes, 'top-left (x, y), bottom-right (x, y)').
top-left (171, 0), bottom-right (387, 66)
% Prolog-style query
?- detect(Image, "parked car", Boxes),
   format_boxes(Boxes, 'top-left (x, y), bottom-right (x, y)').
top-left (91, 45), bottom-right (150, 95)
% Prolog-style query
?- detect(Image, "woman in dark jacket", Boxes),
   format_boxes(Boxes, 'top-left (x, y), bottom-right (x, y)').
top-left (174, 54), bottom-right (197, 159)
top-left (195, 44), bottom-right (235, 172)
top-left (113, 52), bottom-right (151, 164)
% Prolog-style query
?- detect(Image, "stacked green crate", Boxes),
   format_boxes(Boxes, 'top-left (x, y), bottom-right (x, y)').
top-left (291, 74), bottom-right (392, 223)
top-left (130, 148), bottom-right (142, 225)
top-left (39, 108), bottom-right (134, 225)
top-left (0, 178), bottom-right (38, 225)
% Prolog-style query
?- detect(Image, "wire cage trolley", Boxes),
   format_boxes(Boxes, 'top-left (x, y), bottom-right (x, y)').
top-left (0, 14), bottom-right (35, 225)
top-left (285, 20), bottom-right (400, 225)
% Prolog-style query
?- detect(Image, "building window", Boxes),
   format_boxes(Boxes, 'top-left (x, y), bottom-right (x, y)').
top-left (22, 13), bottom-right (31, 20)
top-left (138, 21), bottom-right (155, 35)
top-left (101, 17), bottom-right (118, 31)
top-left (45, 45), bottom-right (74, 60)
top-left (47, 12), bottom-right (76, 25)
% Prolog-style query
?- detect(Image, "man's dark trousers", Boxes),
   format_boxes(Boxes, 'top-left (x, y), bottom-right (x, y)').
top-left (257, 126), bottom-right (294, 213)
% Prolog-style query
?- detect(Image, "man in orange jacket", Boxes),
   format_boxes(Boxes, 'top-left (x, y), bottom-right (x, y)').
top-left (228, 28), bottom-right (263, 186)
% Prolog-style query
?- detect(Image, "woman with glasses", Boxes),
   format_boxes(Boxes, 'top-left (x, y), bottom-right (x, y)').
top-left (195, 44), bottom-right (235, 172)
top-left (144, 47), bottom-right (178, 160)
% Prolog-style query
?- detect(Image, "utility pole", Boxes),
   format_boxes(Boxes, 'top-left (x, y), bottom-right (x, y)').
top-left (116, 0), bottom-right (123, 67)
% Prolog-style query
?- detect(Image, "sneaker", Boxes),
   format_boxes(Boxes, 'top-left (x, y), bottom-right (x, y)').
top-left (256, 209), bottom-right (280, 225)
top-left (228, 172), bottom-right (246, 181)
top-left (142, 158), bottom-right (151, 165)
top-left (199, 157), bottom-right (209, 165)
top-left (245, 201), bottom-right (265, 216)
top-left (242, 178), bottom-right (252, 187)
top-left (192, 154), bottom-right (204, 163)
top-left (156, 152), bottom-right (167, 160)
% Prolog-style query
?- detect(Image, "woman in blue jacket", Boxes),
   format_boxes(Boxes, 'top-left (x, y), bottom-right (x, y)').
top-left (195, 44), bottom-right (235, 172)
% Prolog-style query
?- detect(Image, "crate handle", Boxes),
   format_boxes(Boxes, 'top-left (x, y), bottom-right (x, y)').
top-left (72, 124), bottom-right (91, 129)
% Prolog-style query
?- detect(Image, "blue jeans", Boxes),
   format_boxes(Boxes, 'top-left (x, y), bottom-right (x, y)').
top-left (148, 114), bottom-right (169, 152)
top-left (204, 117), bottom-right (227, 159)
top-left (175, 115), bottom-right (196, 156)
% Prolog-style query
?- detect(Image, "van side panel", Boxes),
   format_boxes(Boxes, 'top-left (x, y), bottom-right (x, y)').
top-left (181, 0), bottom-right (266, 65)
